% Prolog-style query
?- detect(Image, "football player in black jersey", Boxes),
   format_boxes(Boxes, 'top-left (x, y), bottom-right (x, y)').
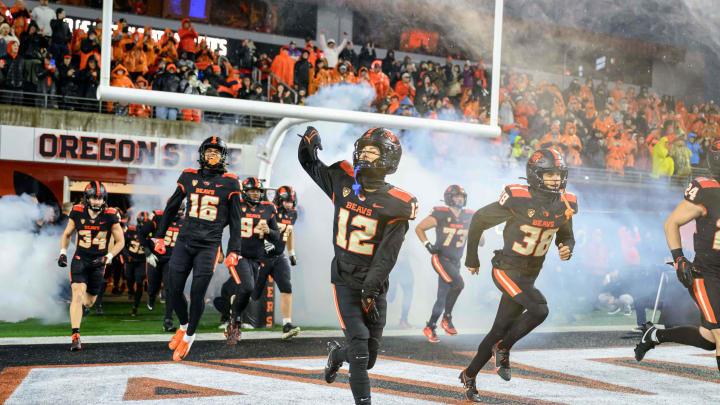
top-left (252, 185), bottom-right (301, 339)
top-left (125, 211), bottom-right (149, 317)
top-left (58, 181), bottom-right (125, 351)
top-left (635, 138), bottom-right (720, 373)
top-left (416, 185), bottom-right (476, 342)
top-left (140, 206), bottom-right (184, 332)
top-left (299, 126), bottom-right (418, 405)
top-left (459, 149), bottom-right (577, 402)
top-left (153, 136), bottom-right (243, 361)
top-left (222, 177), bottom-right (281, 344)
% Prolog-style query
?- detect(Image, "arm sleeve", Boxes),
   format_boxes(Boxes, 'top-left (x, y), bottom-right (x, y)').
top-left (226, 192), bottom-right (242, 254)
top-left (465, 202), bottom-right (513, 268)
top-left (156, 183), bottom-right (186, 238)
top-left (265, 213), bottom-right (281, 243)
top-left (298, 141), bottom-right (335, 199)
top-left (363, 220), bottom-right (409, 295)
top-left (138, 219), bottom-right (157, 253)
top-left (555, 217), bottom-right (575, 251)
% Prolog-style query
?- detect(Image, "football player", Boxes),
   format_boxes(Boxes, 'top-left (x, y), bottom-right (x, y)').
top-left (140, 206), bottom-right (184, 332)
top-left (222, 177), bottom-right (281, 344)
top-left (124, 212), bottom-right (149, 316)
top-left (415, 185), bottom-right (476, 342)
top-left (459, 150), bottom-right (577, 402)
top-left (252, 185), bottom-right (301, 340)
top-left (635, 138), bottom-right (720, 373)
top-left (153, 136), bottom-right (243, 361)
top-left (58, 181), bottom-right (125, 351)
top-left (299, 126), bottom-right (418, 405)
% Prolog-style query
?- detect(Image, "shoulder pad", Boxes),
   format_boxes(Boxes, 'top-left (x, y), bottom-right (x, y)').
top-left (433, 206), bottom-right (449, 212)
top-left (72, 204), bottom-right (85, 212)
top-left (128, 225), bottom-right (136, 231)
top-left (261, 201), bottom-right (275, 206)
top-left (222, 172), bottom-right (238, 179)
top-left (464, 209), bottom-right (475, 215)
top-left (153, 210), bottom-right (164, 216)
top-left (338, 160), bottom-right (354, 177)
top-left (562, 191), bottom-right (577, 203)
top-left (506, 184), bottom-right (531, 198)
top-left (183, 168), bottom-right (198, 174)
top-left (695, 177), bottom-right (720, 189)
top-left (388, 186), bottom-right (416, 203)
top-left (104, 208), bottom-right (117, 215)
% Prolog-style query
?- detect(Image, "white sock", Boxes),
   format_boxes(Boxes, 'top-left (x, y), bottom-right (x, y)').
top-left (283, 318), bottom-right (291, 325)
top-left (183, 332), bottom-right (195, 343)
top-left (180, 323), bottom-right (188, 331)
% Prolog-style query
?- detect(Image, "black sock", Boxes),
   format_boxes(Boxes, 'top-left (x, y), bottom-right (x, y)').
top-left (655, 326), bottom-right (716, 351)
top-left (72, 328), bottom-right (79, 335)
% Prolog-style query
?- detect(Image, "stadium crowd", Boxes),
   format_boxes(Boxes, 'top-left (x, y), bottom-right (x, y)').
top-left (0, 0), bottom-right (717, 176)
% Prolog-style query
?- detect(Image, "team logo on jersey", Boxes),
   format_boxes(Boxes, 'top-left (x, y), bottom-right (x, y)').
top-left (278, 214), bottom-right (283, 219)
top-left (342, 187), bottom-right (351, 197)
top-left (81, 219), bottom-right (85, 224)
top-left (242, 207), bottom-right (246, 212)
top-left (192, 180), bottom-right (198, 186)
top-left (358, 194), bottom-right (366, 201)
top-left (447, 217), bottom-right (451, 222)
top-left (527, 209), bottom-right (535, 217)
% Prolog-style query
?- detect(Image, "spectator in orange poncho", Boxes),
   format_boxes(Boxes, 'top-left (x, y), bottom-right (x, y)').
top-left (158, 29), bottom-right (178, 63)
top-left (356, 66), bottom-right (370, 86)
top-left (394, 72), bottom-right (415, 103)
top-left (70, 26), bottom-right (86, 57)
top-left (217, 69), bottom-right (242, 98)
top-left (129, 76), bottom-right (152, 118)
top-left (559, 121), bottom-right (583, 166)
top-left (111, 18), bottom-right (132, 62)
top-left (592, 110), bottom-right (614, 134)
top-left (303, 40), bottom-right (317, 66)
top-left (123, 33), bottom-right (148, 80)
top-left (330, 62), bottom-right (355, 84)
top-left (141, 26), bottom-right (158, 66)
top-left (513, 95), bottom-right (536, 131)
top-left (537, 120), bottom-right (564, 152)
top-left (270, 46), bottom-right (295, 89)
top-left (177, 18), bottom-right (198, 56)
top-left (606, 133), bottom-right (628, 176)
top-left (309, 58), bottom-right (331, 95)
top-left (367, 59), bottom-right (389, 102)
top-left (609, 80), bottom-right (624, 104)
top-left (79, 28), bottom-right (101, 70)
top-left (109, 64), bottom-right (134, 113)
top-left (10, 0), bottom-right (30, 35)
top-left (194, 39), bottom-right (215, 71)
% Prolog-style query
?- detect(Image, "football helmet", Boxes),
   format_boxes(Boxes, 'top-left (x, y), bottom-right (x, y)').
top-left (83, 181), bottom-right (107, 212)
top-left (198, 136), bottom-right (228, 170)
top-left (136, 211), bottom-right (150, 228)
top-left (526, 149), bottom-right (568, 194)
top-left (242, 177), bottom-right (264, 205)
top-left (444, 185), bottom-right (467, 208)
top-left (352, 127), bottom-right (402, 174)
top-left (273, 185), bottom-right (297, 208)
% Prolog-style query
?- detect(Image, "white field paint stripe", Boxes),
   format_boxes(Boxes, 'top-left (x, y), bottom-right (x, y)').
top-left (0, 325), bottom-right (646, 345)
top-left (6, 363), bottom-right (446, 405)
top-left (247, 346), bottom-right (720, 404)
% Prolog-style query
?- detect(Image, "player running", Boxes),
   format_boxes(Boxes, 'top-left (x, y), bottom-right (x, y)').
top-left (125, 212), bottom-right (149, 317)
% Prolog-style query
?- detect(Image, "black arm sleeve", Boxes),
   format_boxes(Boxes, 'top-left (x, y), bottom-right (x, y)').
top-left (156, 186), bottom-right (185, 239)
top-left (555, 217), bottom-right (575, 252)
top-left (226, 193), bottom-right (242, 254)
top-left (363, 220), bottom-right (409, 295)
top-left (264, 214), bottom-right (281, 243)
top-left (298, 141), bottom-right (334, 199)
top-left (465, 202), bottom-right (513, 268)
top-left (138, 218), bottom-right (157, 253)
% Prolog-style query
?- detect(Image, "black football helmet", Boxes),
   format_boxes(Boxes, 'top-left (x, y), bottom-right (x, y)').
top-left (198, 136), bottom-right (228, 170)
top-left (709, 137), bottom-right (720, 179)
top-left (273, 185), bottom-right (297, 209)
top-left (526, 149), bottom-right (568, 194)
top-left (444, 185), bottom-right (467, 208)
top-left (242, 177), bottom-right (264, 205)
top-left (352, 127), bottom-right (402, 174)
top-left (136, 211), bottom-right (150, 228)
top-left (83, 181), bottom-right (107, 212)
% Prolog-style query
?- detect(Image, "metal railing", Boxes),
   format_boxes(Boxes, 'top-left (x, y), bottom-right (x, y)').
top-left (267, 71), bottom-right (299, 104)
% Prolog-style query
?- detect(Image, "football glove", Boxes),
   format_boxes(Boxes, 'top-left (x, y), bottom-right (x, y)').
top-left (58, 251), bottom-right (67, 267)
top-left (263, 240), bottom-right (276, 254)
top-left (91, 253), bottom-right (113, 268)
top-left (289, 250), bottom-right (297, 266)
top-left (674, 256), bottom-right (697, 289)
top-left (424, 241), bottom-right (438, 255)
top-left (146, 253), bottom-right (158, 267)
top-left (361, 290), bottom-right (380, 323)
top-left (224, 252), bottom-right (240, 268)
top-left (152, 238), bottom-right (166, 255)
top-left (299, 126), bottom-right (322, 154)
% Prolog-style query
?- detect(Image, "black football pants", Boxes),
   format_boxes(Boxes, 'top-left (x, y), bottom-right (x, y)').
top-left (465, 267), bottom-right (549, 378)
top-left (126, 261), bottom-right (146, 308)
top-left (168, 239), bottom-right (221, 336)
top-left (227, 257), bottom-right (260, 321)
top-left (331, 279), bottom-right (387, 405)
top-left (148, 259), bottom-right (174, 321)
top-left (429, 254), bottom-right (464, 325)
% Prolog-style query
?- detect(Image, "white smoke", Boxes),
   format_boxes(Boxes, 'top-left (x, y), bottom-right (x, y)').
top-left (0, 194), bottom-right (67, 323)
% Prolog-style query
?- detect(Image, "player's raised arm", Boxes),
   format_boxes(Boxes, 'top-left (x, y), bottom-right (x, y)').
top-left (298, 126), bottom-right (334, 198)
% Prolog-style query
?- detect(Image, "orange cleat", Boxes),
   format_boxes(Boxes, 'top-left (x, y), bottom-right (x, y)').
top-left (168, 328), bottom-right (186, 350)
top-left (423, 323), bottom-right (440, 343)
top-left (441, 314), bottom-right (458, 335)
top-left (173, 340), bottom-right (190, 361)
top-left (70, 333), bottom-right (82, 351)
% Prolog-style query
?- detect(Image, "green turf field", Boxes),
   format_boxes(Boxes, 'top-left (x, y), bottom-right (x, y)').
top-left (0, 300), bottom-right (330, 338)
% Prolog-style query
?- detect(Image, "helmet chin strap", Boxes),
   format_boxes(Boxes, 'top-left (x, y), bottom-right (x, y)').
top-left (352, 162), bottom-right (384, 195)
top-left (352, 165), bottom-right (364, 195)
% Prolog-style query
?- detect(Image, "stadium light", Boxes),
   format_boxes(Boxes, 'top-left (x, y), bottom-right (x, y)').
top-left (98, 0), bottom-right (504, 183)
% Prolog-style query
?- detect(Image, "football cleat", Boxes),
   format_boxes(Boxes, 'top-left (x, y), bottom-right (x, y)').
top-left (95, 305), bottom-right (103, 316)
top-left (82, 306), bottom-right (90, 317)
top-left (459, 370), bottom-right (482, 402)
top-left (173, 339), bottom-right (192, 361)
top-left (163, 319), bottom-right (177, 332)
top-left (147, 301), bottom-right (154, 311)
top-left (441, 314), bottom-right (458, 335)
top-left (131, 306), bottom-right (138, 317)
top-left (423, 323), bottom-right (440, 343)
top-left (70, 333), bottom-right (82, 352)
top-left (282, 323), bottom-right (301, 340)
top-left (225, 320), bottom-right (241, 345)
top-left (324, 340), bottom-right (343, 384)
top-left (169, 328), bottom-right (186, 350)
top-left (634, 322), bottom-right (658, 361)
top-left (493, 341), bottom-right (511, 381)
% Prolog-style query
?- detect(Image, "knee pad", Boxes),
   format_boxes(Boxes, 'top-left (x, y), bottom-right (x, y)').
top-left (452, 276), bottom-right (465, 291)
top-left (213, 296), bottom-right (228, 315)
top-left (529, 303), bottom-right (549, 322)
top-left (346, 340), bottom-right (370, 370)
top-left (367, 337), bottom-right (380, 370)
